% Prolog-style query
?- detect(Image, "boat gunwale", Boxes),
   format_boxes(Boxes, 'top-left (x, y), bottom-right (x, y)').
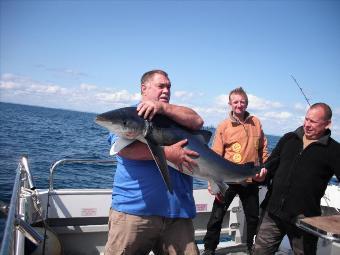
top-left (0, 157), bottom-right (34, 255)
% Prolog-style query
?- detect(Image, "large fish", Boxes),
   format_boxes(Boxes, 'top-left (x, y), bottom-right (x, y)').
top-left (95, 107), bottom-right (261, 194)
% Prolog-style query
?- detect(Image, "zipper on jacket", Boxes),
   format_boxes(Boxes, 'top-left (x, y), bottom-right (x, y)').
top-left (280, 148), bottom-right (302, 211)
top-left (280, 197), bottom-right (285, 210)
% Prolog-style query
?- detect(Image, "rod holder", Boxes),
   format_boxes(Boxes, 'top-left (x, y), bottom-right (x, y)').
top-left (16, 218), bottom-right (43, 245)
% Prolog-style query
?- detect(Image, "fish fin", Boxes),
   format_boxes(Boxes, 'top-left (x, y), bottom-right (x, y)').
top-left (209, 180), bottom-right (229, 196)
top-left (216, 181), bottom-right (229, 196)
top-left (191, 130), bottom-right (213, 144)
top-left (110, 138), bottom-right (135, 155)
top-left (166, 160), bottom-right (195, 176)
top-left (145, 139), bottom-right (173, 193)
top-left (209, 180), bottom-right (221, 195)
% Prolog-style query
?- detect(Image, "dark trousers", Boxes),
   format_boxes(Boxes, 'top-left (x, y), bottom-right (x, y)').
top-left (252, 210), bottom-right (318, 255)
top-left (203, 184), bottom-right (259, 251)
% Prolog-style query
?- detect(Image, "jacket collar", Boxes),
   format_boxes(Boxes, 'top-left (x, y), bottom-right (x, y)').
top-left (294, 126), bottom-right (331, 145)
top-left (229, 111), bottom-right (251, 124)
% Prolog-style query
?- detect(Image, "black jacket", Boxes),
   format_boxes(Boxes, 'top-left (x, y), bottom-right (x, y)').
top-left (262, 126), bottom-right (340, 222)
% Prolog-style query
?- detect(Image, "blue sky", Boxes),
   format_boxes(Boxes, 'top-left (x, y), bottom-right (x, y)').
top-left (1, 0), bottom-right (340, 140)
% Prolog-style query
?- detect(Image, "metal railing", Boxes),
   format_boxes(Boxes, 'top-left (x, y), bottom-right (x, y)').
top-left (0, 156), bottom-right (40, 255)
top-left (0, 157), bottom-right (116, 255)
top-left (49, 159), bottom-right (116, 191)
top-left (296, 219), bottom-right (340, 242)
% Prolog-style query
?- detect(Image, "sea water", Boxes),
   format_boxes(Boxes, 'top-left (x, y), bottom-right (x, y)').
top-left (0, 102), bottom-right (280, 242)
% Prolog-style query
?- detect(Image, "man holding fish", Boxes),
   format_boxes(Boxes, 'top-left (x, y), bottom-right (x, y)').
top-left (104, 70), bottom-right (204, 255)
top-left (98, 70), bottom-right (268, 254)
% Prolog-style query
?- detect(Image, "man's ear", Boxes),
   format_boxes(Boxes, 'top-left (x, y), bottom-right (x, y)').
top-left (325, 120), bottom-right (332, 129)
top-left (141, 83), bottom-right (146, 95)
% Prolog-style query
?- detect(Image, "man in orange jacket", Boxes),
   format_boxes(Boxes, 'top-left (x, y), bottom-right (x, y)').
top-left (202, 87), bottom-right (269, 254)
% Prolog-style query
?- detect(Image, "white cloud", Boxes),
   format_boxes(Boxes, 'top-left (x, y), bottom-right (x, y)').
top-left (173, 90), bottom-right (203, 100)
top-left (0, 80), bottom-right (18, 89)
top-left (1, 74), bottom-right (67, 95)
top-left (262, 111), bottom-right (293, 120)
top-left (334, 108), bottom-right (340, 116)
top-left (213, 93), bottom-right (282, 111)
top-left (28, 84), bottom-right (68, 94)
top-left (1, 73), bottom-right (19, 80)
top-left (215, 94), bottom-right (228, 107)
top-left (61, 68), bottom-right (87, 77)
top-left (174, 90), bottom-right (192, 98)
top-left (294, 102), bottom-right (308, 111)
top-left (0, 73), bottom-right (28, 90)
top-left (80, 83), bottom-right (97, 91)
top-left (95, 90), bottom-right (140, 103)
top-left (0, 73), bottom-right (141, 112)
top-left (193, 94), bottom-right (229, 115)
top-left (36, 65), bottom-right (88, 78)
top-left (331, 123), bottom-right (340, 139)
top-left (248, 94), bottom-right (282, 110)
top-left (195, 106), bottom-right (226, 115)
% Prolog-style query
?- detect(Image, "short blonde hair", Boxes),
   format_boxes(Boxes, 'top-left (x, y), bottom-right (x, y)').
top-left (229, 87), bottom-right (248, 106)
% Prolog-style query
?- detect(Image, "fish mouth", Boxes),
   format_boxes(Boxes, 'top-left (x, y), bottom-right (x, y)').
top-left (95, 115), bottom-right (107, 122)
top-left (124, 131), bottom-right (139, 139)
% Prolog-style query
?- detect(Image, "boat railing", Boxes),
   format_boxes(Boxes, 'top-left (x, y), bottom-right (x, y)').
top-left (49, 158), bottom-right (116, 191)
top-left (0, 156), bottom-right (42, 255)
top-left (0, 157), bottom-right (116, 255)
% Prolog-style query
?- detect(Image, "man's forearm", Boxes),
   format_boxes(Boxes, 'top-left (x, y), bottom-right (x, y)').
top-left (118, 140), bottom-right (195, 170)
top-left (162, 103), bottom-right (204, 130)
top-left (118, 141), bottom-right (176, 162)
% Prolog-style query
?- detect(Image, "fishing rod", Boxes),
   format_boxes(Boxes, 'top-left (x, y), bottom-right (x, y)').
top-left (290, 75), bottom-right (311, 106)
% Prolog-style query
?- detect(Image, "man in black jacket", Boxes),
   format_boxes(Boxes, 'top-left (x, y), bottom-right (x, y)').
top-left (252, 102), bottom-right (340, 255)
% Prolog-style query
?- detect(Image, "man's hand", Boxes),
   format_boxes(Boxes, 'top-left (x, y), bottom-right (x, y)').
top-left (207, 181), bottom-right (225, 203)
top-left (137, 100), bottom-right (164, 121)
top-left (215, 192), bottom-right (225, 203)
top-left (165, 139), bottom-right (199, 172)
top-left (252, 167), bottom-right (267, 182)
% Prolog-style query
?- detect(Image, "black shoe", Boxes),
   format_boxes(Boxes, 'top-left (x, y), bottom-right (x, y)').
top-left (201, 249), bottom-right (215, 255)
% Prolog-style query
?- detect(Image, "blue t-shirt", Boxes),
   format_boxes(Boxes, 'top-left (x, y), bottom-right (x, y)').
top-left (108, 134), bottom-right (196, 218)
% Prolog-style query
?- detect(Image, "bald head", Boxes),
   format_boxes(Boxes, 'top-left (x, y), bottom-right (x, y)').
top-left (303, 103), bottom-right (332, 140)
top-left (309, 103), bottom-right (332, 121)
